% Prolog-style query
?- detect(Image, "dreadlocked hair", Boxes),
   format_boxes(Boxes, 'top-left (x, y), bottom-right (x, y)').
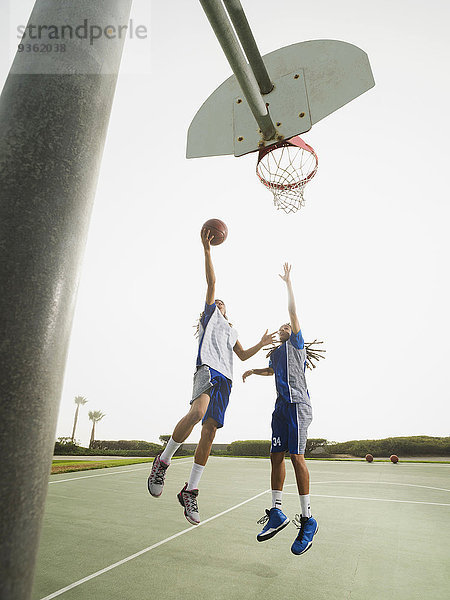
top-left (264, 332), bottom-right (326, 370)
top-left (193, 301), bottom-right (232, 338)
top-left (194, 314), bottom-right (203, 339)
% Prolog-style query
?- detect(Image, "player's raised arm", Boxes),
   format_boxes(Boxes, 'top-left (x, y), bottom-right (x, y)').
top-left (233, 329), bottom-right (277, 361)
top-left (279, 263), bottom-right (300, 334)
top-left (242, 367), bottom-right (274, 382)
top-left (201, 228), bottom-right (216, 305)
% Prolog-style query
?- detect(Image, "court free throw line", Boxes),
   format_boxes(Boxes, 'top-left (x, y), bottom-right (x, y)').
top-left (39, 488), bottom-right (270, 600)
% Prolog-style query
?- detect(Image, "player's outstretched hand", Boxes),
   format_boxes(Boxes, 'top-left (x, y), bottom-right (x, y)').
top-left (260, 329), bottom-right (277, 346)
top-left (242, 370), bottom-right (253, 382)
top-left (201, 227), bottom-right (215, 250)
top-left (278, 262), bottom-right (292, 283)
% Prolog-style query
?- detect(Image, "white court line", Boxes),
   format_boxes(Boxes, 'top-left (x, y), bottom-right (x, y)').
top-left (306, 461), bottom-right (450, 468)
top-left (39, 488), bottom-right (269, 600)
top-left (284, 492), bottom-right (450, 507)
top-left (283, 480), bottom-right (450, 506)
top-left (49, 459), bottom-right (192, 485)
top-left (285, 480), bottom-right (450, 493)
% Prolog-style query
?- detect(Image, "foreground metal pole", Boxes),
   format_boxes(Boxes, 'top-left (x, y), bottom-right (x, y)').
top-left (199, 0), bottom-right (276, 140)
top-left (223, 0), bottom-right (273, 94)
top-left (0, 1), bottom-right (132, 598)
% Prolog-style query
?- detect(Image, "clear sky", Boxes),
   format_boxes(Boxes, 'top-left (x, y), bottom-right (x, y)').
top-left (2, 0), bottom-right (449, 447)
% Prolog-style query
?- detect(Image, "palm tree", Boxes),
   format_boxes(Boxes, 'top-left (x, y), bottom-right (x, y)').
top-left (71, 396), bottom-right (88, 442)
top-left (88, 410), bottom-right (106, 448)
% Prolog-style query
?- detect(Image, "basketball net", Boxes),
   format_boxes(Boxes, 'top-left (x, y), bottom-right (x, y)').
top-left (256, 136), bottom-right (318, 213)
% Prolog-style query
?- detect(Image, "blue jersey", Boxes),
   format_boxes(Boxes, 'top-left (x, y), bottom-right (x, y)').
top-left (269, 330), bottom-right (310, 404)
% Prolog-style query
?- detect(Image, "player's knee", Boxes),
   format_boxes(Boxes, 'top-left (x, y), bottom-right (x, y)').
top-left (270, 451), bottom-right (285, 465)
top-left (188, 408), bottom-right (205, 425)
top-left (201, 421), bottom-right (217, 442)
top-left (204, 430), bottom-right (216, 445)
top-left (290, 453), bottom-right (306, 465)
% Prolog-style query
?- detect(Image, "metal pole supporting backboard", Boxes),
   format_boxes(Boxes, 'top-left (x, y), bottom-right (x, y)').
top-left (222, 0), bottom-right (273, 94)
top-left (199, 0), bottom-right (276, 140)
top-left (0, 1), bottom-right (132, 598)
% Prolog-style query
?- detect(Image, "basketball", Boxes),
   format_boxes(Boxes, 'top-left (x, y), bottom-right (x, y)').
top-left (365, 454), bottom-right (374, 463)
top-left (390, 454), bottom-right (399, 464)
top-left (201, 219), bottom-right (228, 246)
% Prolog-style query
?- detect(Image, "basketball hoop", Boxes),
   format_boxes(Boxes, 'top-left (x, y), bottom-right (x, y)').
top-left (256, 136), bottom-right (318, 213)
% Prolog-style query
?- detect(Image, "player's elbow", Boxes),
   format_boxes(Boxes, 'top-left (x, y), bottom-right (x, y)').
top-left (235, 349), bottom-right (247, 361)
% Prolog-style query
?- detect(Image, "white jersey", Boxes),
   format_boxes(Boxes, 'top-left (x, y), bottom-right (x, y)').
top-left (197, 303), bottom-right (238, 381)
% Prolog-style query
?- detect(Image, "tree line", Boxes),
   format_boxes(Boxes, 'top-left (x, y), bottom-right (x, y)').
top-left (55, 429), bottom-right (450, 457)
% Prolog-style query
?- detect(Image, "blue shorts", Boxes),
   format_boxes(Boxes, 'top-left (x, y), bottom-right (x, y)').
top-left (270, 397), bottom-right (313, 455)
top-left (191, 365), bottom-right (232, 429)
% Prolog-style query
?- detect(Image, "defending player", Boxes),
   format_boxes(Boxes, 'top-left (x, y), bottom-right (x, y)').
top-left (242, 263), bottom-right (318, 555)
top-left (147, 228), bottom-right (275, 525)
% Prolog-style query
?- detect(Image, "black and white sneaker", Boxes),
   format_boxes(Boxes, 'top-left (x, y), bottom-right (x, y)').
top-left (147, 454), bottom-right (169, 498)
top-left (177, 483), bottom-right (200, 525)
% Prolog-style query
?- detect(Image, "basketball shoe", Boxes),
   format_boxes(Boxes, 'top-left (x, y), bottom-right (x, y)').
top-left (147, 454), bottom-right (169, 497)
top-left (256, 508), bottom-right (290, 542)
top-left (177, 483), bottom-right (200, 525)
top-left (291, 514), bottom-right (318, 555)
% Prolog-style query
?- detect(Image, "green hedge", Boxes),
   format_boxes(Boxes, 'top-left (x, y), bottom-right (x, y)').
top-left (327, 436), bottom-right (450, 457)
top-left (54, 439), bottom-right (196, 457)
top-left (90, 440), bottom-right (191, 455)
top-left (54, 440), bottom-right (80, 454)
top-left (54, 440), bottom-right (164, 457)
top-left (227, 440), bottom-right (271, 456)
top-left (91, 440), bottom-right (161, 451)
top-left (306, 438), bottom-right (328, 456)
top-left (83, 448), bottom-right (163, 457)
top-left (227, 439), bottom-right (329, 457)
top-left (54, 435), bottom-right (449, 459)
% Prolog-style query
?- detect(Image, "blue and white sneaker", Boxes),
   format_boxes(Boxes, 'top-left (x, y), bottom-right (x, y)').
top-left (256, 508), bottom-right (290, 542)
top-left (291, 514), bottom-right (319, 555)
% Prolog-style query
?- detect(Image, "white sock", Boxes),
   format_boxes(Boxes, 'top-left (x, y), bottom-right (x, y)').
top-left (187, 463), bottom-right (204, 491)
top-left (272, 490), bottom-right (283, 509)
top-left (300, 494), bottom-right (311, 518)
top-left (160, 437), bottom-right (181, 464)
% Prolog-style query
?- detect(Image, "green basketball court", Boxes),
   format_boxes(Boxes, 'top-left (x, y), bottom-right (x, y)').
top-left (33, 457), bottom-right (450, 600)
